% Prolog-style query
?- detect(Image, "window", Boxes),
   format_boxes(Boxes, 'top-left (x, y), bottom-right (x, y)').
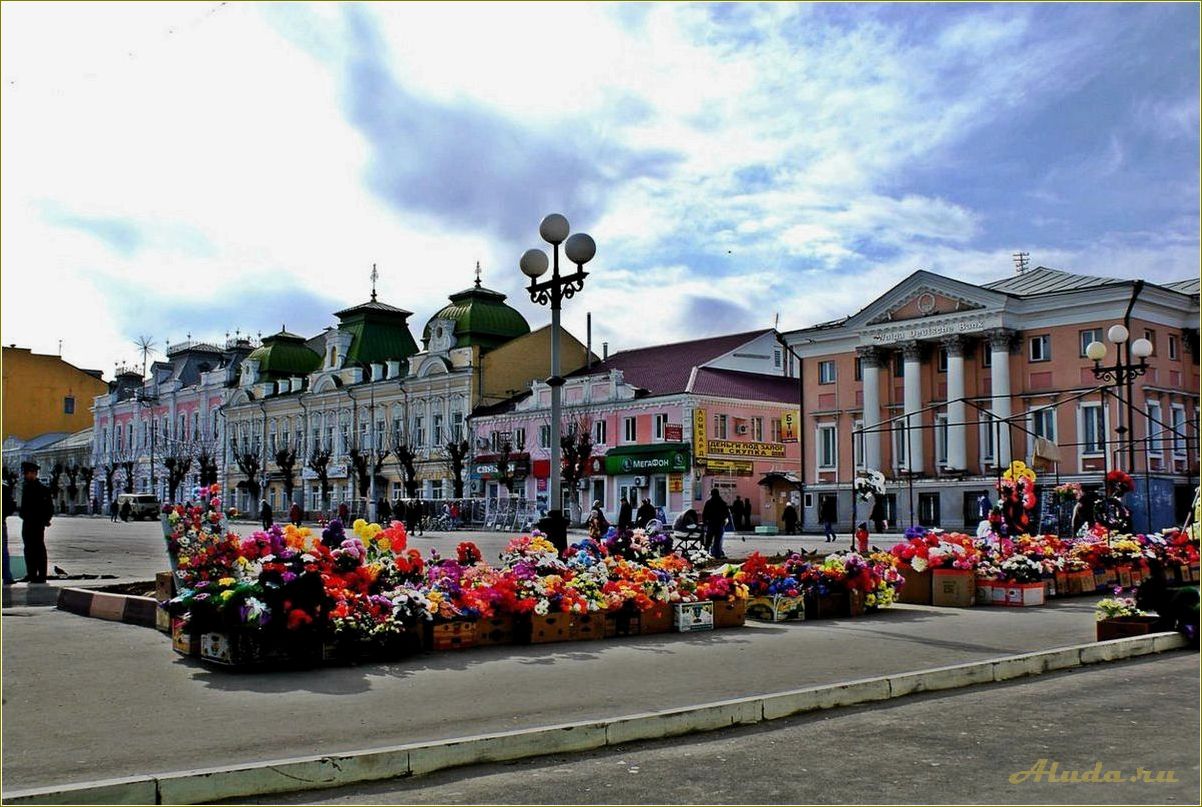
top-left (451, 411), bottom-right (464, 442)
top-left (591, 478), bottom-right (605, 511)
top-left (751, 416), bottom-right (764, 442)
top-left (773, 349), bottom-right (782, 369)
top-left (892, 352), bottom-right (905, 376)
top-left (539, 424), bottom-right (551, 449)
top-left (1031, 407), bottom-right (1056, 443)
top-left (433, 414), bottom-right (444, 446)
top-left (512, 427), bottom-right (526, 450)
top-left (430, 480), bottom-right (444, 500)
top-left (63, 396), bottom-right (75, 415)
top-left (1029, 335), bottom-right (1050, 362)
top-left (179, 414), bottom-right (187, 439)
top-left (1143, 329), bottom-right (1157, 356)
top-left (413, 416), bottom-right (425, 447)
top-left (937, 349), bottom-right (948, 373)
top-left (1147, 401), bottom-right (1163, 455)
top-left (623, 416), bottom-right (637, 443)
top-left (715, 414), bottom-right (728, 439)
top-left (817, 424), bottom-right (837, 469)
top-left (935, 414), bottom-right (948, 465)
top-left (770, 418), bottom-right (782, 443)
top-left (594, 420), bottom-right (607, 445)
top-left (854, 357), bottom-right (863, 381)
top-left (892, 425), bottom-right (907, 470)
top-left (1171, 405), bottom-right (1187, 455)
top-left (1080, 329), bottom-right (1102, 357)
top-left (192, 412), bottom-right (199, 441)
top-left (1081, 404), bottom-right (1106, 454)
top-left (982, 349), bottom-right (992, 368)
top-left (979, 411), bottom-right (996, 464)
top-left (653, 413), bottom-right (668, 441)
top-left (852, 419), bottom-right (864, 468)
top-left (818, 360), bottom-right (836, 384)
top-left (652, 476), bottom-right (668, 507)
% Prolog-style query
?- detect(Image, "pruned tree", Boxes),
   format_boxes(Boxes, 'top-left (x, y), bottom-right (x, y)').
top-left (307, 441), bottom-right (333, 512)
top-left (390, 430), bottom-right (419, 498)
top-left (100, 461), bottom-right (118, 502)
top-left (444, 439), bottom-right (470, 498)
top-left (195, 438), bottom-right (220, 488)
top-left (64, 463), bottom-right (81, 513)
top-left (121, 460), bottom-right (135, 494)
top-left (79, 465), bottom-right (95, 509)
top-left (348, 426), bottom-right (391, 503)
top-left (560, 416), bottom-right (595, 525)
top-left (494, 440), bottom-right (519, 494)
top-left (162, 442), bottom-right (195, 504)
top-left (274, 437), bottom-right (300, 508)
top-left (230, 437), bottom-right (261, 502)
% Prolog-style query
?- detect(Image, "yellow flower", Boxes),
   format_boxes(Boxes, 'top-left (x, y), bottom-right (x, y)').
top-left (352, 518), bottom-right (369, 537)
top-left (376, 537), bottom-right (391, 553)
top-left (217, 577), bottom-right (235, 587)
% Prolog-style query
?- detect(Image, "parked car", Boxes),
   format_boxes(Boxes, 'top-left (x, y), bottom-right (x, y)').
top-left (116, 493), bottom-right (161, 521)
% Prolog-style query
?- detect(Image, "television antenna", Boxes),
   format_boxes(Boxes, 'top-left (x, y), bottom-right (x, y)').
top-left (133, 335), bottom-right (157, 377)
top-left (1012, 251), bottom-right (1030, 274)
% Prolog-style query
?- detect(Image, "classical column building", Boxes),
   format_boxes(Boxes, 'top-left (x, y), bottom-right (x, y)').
top-left (783, 267), bottom-right (1199, 533)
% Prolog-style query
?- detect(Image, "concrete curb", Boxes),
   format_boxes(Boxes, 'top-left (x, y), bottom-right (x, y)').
top-left (2, 631), bottom-right (1191, 805)
top-left (2, 584), bottom-right (63, 608)
top-left (55, 587), bottom-right (158, 629)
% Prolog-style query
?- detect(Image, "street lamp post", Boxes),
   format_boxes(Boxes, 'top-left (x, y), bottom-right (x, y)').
top-left (135, 390), bottom-right (159, 499)
top-left (1086, 324), bottom-right (1153, 473)
top-left (520, 213), bottom-right (595, 553)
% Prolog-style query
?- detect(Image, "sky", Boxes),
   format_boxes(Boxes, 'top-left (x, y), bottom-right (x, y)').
top-left (2, 2), bottom-right (1198, 377)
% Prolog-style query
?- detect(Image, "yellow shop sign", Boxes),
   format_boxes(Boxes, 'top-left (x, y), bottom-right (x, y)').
top-left (707, 439), bottom-right (786, 458)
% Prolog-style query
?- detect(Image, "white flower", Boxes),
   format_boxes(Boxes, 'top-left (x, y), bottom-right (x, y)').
top-left (534, 600), bottom-right (550, 616)
top-left (911, 556), bottom-right (928, 573)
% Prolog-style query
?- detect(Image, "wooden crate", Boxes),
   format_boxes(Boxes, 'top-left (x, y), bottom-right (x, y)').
top-left (711, 600), bottom-right (746, 629)
top-left (155, 571), bottom-right (176, 603)
top-left (804, 591), bottom-right (849, 620)
top-left (569, 612), bottom-right (605, 641)
top-left (1053, 571), bottom-right (1070, 597)
top-left (476, 616), bottom-right (515, 647)
top-left (640, 603), bottom-right (674, 635)
top-left (427, 619), bottom-right (478, 651)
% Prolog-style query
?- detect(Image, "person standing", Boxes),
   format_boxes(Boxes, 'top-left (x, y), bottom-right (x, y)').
top-left (337, 501), bottom-right (349, 524)
top-left (617, 494), bottom-right (633, 533)
top-left (394, 498), bottom-right (407, 528)
top-left (17, 462), bottom-right (52, 583)
top-left (820, 496), bottom-right (837, 542)
top-left (702, 489), bottom-right (731, 560)
top-left (636, 498), bottom-right (656, 529)
top-left (3, 480), bottom-right (16, 585)
top-left (782, 502), bottom-right (798, 535)
top-left (731, 496), bottom-right (743, 532)
top-left (378, 498), bottom-right (391, 523)
top-left (869, 493), bottom-right (886, 535)
top-left (259, 499), bottom-right (273, 531)
top-left (109, 498), bottom-right (119, 523)
top-left (976, 492), bottom-right (991, 522)
top-left (119, 499), bottom-right (131, 522)
top-left (289, 500), bottom-right (303, 527)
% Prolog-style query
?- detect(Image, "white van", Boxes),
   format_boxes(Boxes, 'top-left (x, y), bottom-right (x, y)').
top-left (116, 493), bottom-right (161, 520)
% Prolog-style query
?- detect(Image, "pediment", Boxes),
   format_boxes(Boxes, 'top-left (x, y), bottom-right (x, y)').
top-left (865, 286), bottom-right (985, 325)
top-left (845, 271), bottom-right (1008, 329)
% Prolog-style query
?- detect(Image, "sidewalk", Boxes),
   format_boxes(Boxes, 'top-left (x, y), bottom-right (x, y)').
top-left (2, 598), bottom-right (1168, 792)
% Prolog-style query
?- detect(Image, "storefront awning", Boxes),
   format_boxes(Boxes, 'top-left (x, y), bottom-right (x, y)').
top-left (602, 443), bottom-right (690, 475)
top-left (759, 471), bottom-right (802, 488)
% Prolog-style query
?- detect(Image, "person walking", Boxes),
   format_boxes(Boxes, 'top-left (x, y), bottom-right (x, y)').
top-left (636, 498), bottom-right (656, 529)
top-left (820, 496), bottom-right (837, 542)
top-left (394, 498), bottom-right (407, 529)
top-left (259, 499), bottom-right (273, 531)
top-left (119, 499), bottom-right (131, 522)
top-left (702, 489), bottom-right (731, 560)
top-left (3, 480), bottom-right (16, 585)
top-left (617, 494), bottom-right (633, 533)
top-left (378, 498), bottom-right (391, 523)
top-left (337, 501), bottom-right (349, 524)
top-left (289, 500), bottom-right (303, 527)
top-left (586, 499), bottom-right (608, 541)
top-left (17, 462), bottom-right (52, 583)
top-left (731, 496), bottom-right (743, 532)
top-left (109, 498), bottom-right (119, 523)
top-left (782, 502), bottom-right (798, 535)
top-left (869, 493), bottom-right (886, 535)
top-left (449, 501), bottom-right (460, 528)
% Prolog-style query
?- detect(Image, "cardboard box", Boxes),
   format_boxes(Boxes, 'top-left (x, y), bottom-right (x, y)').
top-left (569, 612), bottom-right (604, 641)
top-left (848, 589), bottom-right (865, 617)
top-left (524, 613), bottom-right (570, 644)
top-left (896, 567), bottom-right (932, 605)
top-left (1004, 582), bottom-right (1045, 607)
top-left (171, 617), bottom-right (199, 656)
top-left (1053, 571), bottom-right (1070, 596)
top-left (476, 616), bottom-right (515, 646)
top-left (1042, 577), bottom-right (1056, 600)
top-left (1188, 564), bottom-right (1200, 583)
top-left (990, 584), bottom-right (1008, 606)
top-left (931, 569), bottom-right (975, 608)
top-left (975, 581), bottom-right (994, 606)
top-left (640, 603), bottom-right (674, 635)
top-left (428, 619), bottom-right (478, 651)
top-left (711, 600), bottom-right (746, 628)
top-left (746, 595), bottom-right (803, 622)
top-left (673, 601), bottom-right (714, 632)
top-left (604, 610), bottom-right (641, 638)
top-left (155, 604), bottom-right (171, 633)
top-left (155, 571), bottom-right (176, 603)
top-left (1116, 565), bottom-right (1133, 589)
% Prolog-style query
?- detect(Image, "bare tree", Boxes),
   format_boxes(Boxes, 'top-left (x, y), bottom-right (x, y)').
top-left (560, 416), bottom-right (595, 525)
top-left (162, 441), bottom-right (195, 504)
top-left (79, 464), bottom-right (95, 510)
top-left (390, 429), bottom-right (419, 498)
top-left (444, 439), bottom-right (470, 498)
top-left (307, 442), bottom-right (333, 512)
top-left (274, 436), bottom-right (300, 508)
top-left (64, 463), bottom-right (81, 514)
top-left (494, 440), bottom-right (519, 494)
top-left (194, 436), bottom-right (220, 488)
top-left (348, 430), bottom-right (391, 503)
top-left (48, 462), bottom-right (64, 506)
top-left (230, 437), bottom-right (261, 502)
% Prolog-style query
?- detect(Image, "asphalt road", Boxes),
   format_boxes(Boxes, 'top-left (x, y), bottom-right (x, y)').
top-left (253, 654), bottom-right (1201, 805)
top-left (1, 596), bottom-right (1144, 791)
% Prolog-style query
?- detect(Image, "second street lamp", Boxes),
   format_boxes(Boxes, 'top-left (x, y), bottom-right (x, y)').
top-left (1086, 324), bottom-right (1153, 473)
top-left (521, 213), bottom-right (595, 553)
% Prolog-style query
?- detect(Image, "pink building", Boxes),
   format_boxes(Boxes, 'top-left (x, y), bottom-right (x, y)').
top-left (469, 330), bottom-right (804, 526)
top-left (783, 267), bottom-right (1199, 533)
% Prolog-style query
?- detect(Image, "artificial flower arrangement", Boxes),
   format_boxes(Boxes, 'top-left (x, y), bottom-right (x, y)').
top-left (1053, 482), bottom-right (1084, 502)
top-left (1094, 596), bottom-right (1146, 621)
top-left (993, 460), bottom-right (1038, 536)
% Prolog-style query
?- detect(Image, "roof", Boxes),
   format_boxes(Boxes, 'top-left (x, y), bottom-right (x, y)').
top-left (425, 282), bottom-right (530, 352)
top-left (688, 367), bottom-right (798, 403)
top-left (342, 317), bottom-right (420, 366)
top-left (571, 329), bottom-right (772, 396)
top-left (32, 427), bottom-right (94, 452)
top-left (19, 432), bottom-right (72, 452)
top-left (334, 298), bottom-right (414, 318)
top-left (247, 331), bottom-right (321, 378)
top-left (983, 266), bottom-right (1126, 296)
top-left (1163, 278), bottom-right (1200, 296)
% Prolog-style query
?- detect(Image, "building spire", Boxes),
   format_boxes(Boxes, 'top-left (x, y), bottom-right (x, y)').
top-left (370, 263), bottom-right (379, 301)
top-left (475, 260), bottom-right (482, 288)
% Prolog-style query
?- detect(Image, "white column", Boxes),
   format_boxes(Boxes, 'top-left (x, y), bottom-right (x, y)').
top-left (902, 341), bottom-right (925, 474)
top-left (857, 347), bottom-right (882, 472)
top-left (944, 335), bottom-right (967, 471)
top-left (989, 329), bottom-right (1015, 470)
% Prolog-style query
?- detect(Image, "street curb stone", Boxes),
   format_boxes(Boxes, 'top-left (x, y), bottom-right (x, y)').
top-left (1, 632), bottom-right (1190, 805)
top-left (54, 587), bottom-right (159, 628)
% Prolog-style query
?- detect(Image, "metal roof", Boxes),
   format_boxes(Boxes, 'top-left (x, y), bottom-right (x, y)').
top-left (334, 299), bottom-right (414, 318)
top-left (982, 266), bottom-right (1125, 296)
top-left (1163, 278), bottom-right (1201, 296)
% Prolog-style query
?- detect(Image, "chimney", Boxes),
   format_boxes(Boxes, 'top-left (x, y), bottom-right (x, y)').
top-left (371, 363), bottom-right (384, 382)
top-left (277, 379), bottom-right (291, 395)
top-left (386, 360), bottom-right (400, 379)
top-left (602, 341), bottom-right (609, 361)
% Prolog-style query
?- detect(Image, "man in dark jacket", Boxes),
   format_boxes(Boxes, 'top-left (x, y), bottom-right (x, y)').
top-left (3, 480), bottom-right (15, 584)
top-left (701, 489), bottom-right (730, 559)
top-left (18, 462), bottom-right (52, 583)
top-left (782, 503), bottom-right (798, 535)
top-left (635, 498), bottom-right (656, 529)
top-left (731, 496), bottom-right (743, 532)
top-left (617, 495), bottom-right (633, 533)
top-left (259, 499), bottom-right (273, 531)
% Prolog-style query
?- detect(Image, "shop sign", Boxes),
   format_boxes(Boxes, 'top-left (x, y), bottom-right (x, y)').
top-left (707, 439), bottom-right (785, 458)
top-left (693, 409), bottom-right (707, 459)
top-left (586, 456), bottom-right (605, 476)
top-left (665, 423), bottom-right (683, 441)
top-left (781, 409), bottom-right (799, 443)
top-left (668, 475), bottom-right (683, 493)
top-left (706, 459), bottom-right (754, 475)
top-left (604, 448), bottom-right (690, 475)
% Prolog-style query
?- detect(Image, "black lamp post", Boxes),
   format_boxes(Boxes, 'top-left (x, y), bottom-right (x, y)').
top-left (520, 214), bottom-right (595, 552)
top-left (1085, 324), bottom-right (1153, 473)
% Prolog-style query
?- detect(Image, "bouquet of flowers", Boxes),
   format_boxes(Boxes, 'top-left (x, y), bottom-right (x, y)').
top-left (1094, 596), bottom-right (1145, 621)
top-left (1000, 554), bottom-right (1043, 584)
top-left (1053, 482), bottom-right (1083, 502)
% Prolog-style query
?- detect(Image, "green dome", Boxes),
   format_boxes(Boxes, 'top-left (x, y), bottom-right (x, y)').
top-left (425, 282), bottom-right (530, 352)
top-left (247, 331), bottom-right (321, 378)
